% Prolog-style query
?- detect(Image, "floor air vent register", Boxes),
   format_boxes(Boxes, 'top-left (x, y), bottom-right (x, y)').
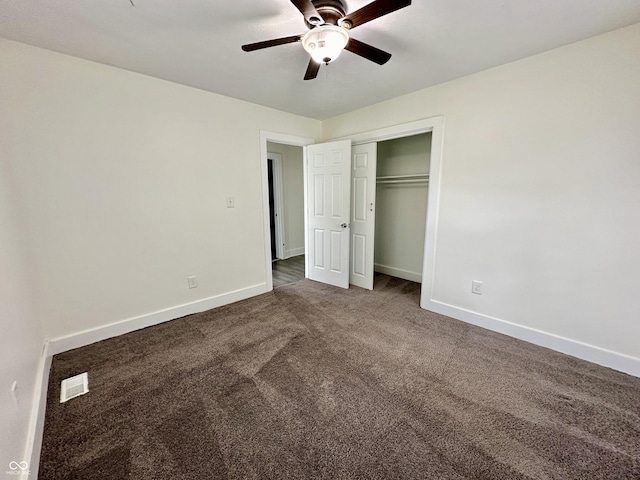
top-left (60, 372), bottom-right (89, 403)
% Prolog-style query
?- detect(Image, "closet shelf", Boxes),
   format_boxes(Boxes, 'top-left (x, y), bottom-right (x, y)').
top-left (376, 174), bottom-right (429, 185)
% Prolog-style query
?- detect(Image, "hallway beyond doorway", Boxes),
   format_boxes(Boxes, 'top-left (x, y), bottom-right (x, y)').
top-left (273, 255), bottom-right (305, 288)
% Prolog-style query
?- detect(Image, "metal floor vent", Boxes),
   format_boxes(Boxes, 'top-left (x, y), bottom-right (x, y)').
top-left (60, 372), bottom-right (89, 403)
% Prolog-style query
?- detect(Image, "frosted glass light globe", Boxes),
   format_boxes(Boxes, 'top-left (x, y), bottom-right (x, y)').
top-left (302, 25), bottom-right (350, 64)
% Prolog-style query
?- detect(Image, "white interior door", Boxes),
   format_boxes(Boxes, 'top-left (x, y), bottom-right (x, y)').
top-left (350, 143), bottom-right (377, 290)
top-left (306, 140), bottom-right (352, 288)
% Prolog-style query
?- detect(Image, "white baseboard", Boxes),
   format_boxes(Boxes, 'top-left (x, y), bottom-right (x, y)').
top-left (23, 341), bottom-right (52, 480)
top-left (25, 283), bottom-right (268, 474)
top-left (422, 298), bottom-right (640, 378)
top-left (374, 263), bottom-right (422, 283)
top-left (285, 247), bottom-right (305, 259)
top-left (48, 283), bottom-right (267, 356)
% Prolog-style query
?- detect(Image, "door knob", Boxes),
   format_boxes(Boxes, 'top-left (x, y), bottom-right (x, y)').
top-left (341, 223), bottom-right (350, 229)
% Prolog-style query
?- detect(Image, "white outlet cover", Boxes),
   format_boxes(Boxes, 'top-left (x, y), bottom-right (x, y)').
top-left (472, 280), bottom-right (483, 295)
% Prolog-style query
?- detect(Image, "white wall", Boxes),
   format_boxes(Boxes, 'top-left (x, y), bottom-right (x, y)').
top-left (323, 23), bottom-right (640, 368)
top-left (267, 142), bottom-right (305, 258)
top-left (375, 134), bottom-right (431, 281)
top-left (377, 134), bottom-right (431, 177)
top-left (0, 143), bottom-right (44, 471)
top-left (1, 38), bottom-right (320, 343)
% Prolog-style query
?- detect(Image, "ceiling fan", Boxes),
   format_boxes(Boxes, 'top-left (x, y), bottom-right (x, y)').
top-left (241, 0), bottom-right (412, 80)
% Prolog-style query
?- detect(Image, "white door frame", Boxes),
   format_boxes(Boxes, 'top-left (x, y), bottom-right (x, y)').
top-left (333, 116), bottom-right (444, 309)
top-left (260, 131), bottom-right (314, 291)
top-left (267, 152), bottom-right (286, 261)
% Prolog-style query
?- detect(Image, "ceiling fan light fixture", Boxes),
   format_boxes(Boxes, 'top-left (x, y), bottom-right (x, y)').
top-left (302, 25), bottom-right (349, 64)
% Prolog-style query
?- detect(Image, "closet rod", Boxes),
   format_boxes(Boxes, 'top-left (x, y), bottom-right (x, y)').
top-left (376, 178), bottom-right (429, 185)
top-left (376, 174), bottom-right (429, 181)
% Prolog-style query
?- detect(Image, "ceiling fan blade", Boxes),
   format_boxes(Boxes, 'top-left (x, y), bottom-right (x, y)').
top-left (345, 38), bottom-right (392, 65)
top-left (343, 0), bottom-right (411, 29)
top-left (304, 58), bottom-right (321, 80)
top-left (290, 0), bottom-right (324, 24)
top-left (241, 34), bottom-right (303, 52)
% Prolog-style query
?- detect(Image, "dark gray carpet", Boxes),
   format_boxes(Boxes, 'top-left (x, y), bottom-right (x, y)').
top-left (39, 275), bottom-right (640, 479)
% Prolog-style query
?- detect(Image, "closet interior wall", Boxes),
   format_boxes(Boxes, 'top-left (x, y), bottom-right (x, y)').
top-left (374, 133), bottom-right (432, 283)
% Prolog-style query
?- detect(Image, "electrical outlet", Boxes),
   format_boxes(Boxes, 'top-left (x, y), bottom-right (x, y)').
top-left (472, 280), bottom-right (483, 295)
top-left (188, 276), bottom-right (198, 289)
top-left (226, 196), bottom-right (235, 208)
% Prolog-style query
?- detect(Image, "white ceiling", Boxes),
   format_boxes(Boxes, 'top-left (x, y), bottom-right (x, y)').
top-left (2, 0), bottom-right (640, 120)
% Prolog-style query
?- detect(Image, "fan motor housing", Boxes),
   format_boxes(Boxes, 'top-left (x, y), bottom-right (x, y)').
top-left (305, 0), bottom-right (347, 28)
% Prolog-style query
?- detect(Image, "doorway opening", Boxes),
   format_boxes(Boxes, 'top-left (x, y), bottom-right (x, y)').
top-left (260, 131), bottom-right (314, 292)
top-left (267, 142), bottom-right (305, 288)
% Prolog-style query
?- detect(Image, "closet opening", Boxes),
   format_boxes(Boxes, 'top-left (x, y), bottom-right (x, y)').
top-left (373, 132), bottom-right (432, 287)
